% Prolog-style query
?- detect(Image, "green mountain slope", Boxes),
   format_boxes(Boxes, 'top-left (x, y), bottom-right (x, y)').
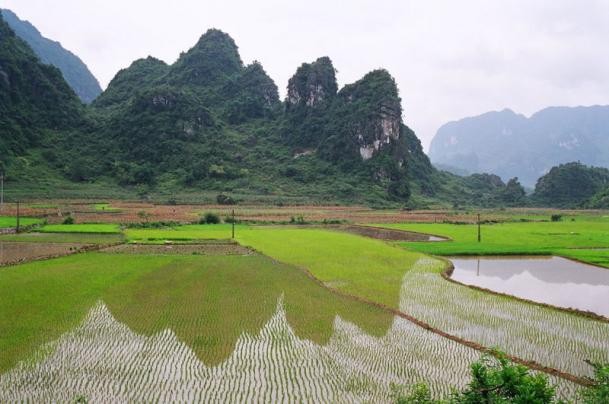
top-left (0, 10), bottom-right (84, 173)
top-left (1, 8), bottom-right (101, 103)
top-left (1, 19), bottom-right (516, 207)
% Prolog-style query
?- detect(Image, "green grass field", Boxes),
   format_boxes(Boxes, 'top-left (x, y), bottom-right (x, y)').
top-left (93, 203), bottom-right (121, 212)
top-left (373, 221), bottom-right (609, 266)
top-left (0, 221), bottom-right (597, 400)
top-left (125, 224), bottom-right (242, 242)
top-left (39, 223), bottom-right (122, 234)
top-left (0, 216), bottom-right (43, 229)
top-left (236, 227), bottom-right (424, 308)
top-left (0, 252), bottom-right (391, 372)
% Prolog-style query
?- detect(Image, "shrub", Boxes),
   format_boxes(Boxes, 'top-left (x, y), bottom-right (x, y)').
top-left (62, 216), bottom-right (75, 225)
top-left (581, 360), bottom-right (609, 403)
top-left (551, 214), bottom-right (562, 222)
top-left (200, 212), bottom-right (221, 224)
top-left (216, 194), bottom-right (236, 205)
top-left (290, 215), bottom-right (306, 224)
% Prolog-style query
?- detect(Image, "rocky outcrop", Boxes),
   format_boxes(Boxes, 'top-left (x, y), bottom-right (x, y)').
top-left (286, 57), bottom-right (337, 108)
top-left (338, 70), bottom-right (402, 161)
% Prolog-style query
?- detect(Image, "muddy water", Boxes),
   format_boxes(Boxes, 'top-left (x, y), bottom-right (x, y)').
top-left (450, 256), bottom-right (609, 317)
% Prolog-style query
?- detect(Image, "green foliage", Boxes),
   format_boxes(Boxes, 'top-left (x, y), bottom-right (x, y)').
top-left (62, 215), bottom-right (74, 225)
top-left (216, 194), bottom-right (236, 205)
top-left (533, 162), bottom-right (609, 207)
top-left (395, 383), bottom-right (434, 404)
top-left (500, 178), bottom-right (526, 205)
top-left (40, 223), bottom-right (121, 234)
top-left (581, 361), bottom-right (609, 403)
top-left (394, 355), bottom-right (609, 404)
top-left (455, 353), bottom-right (557, 403)
top-left (394, 353), bottom-right (560, 403)
top-left (0, 14), bottom-right (529, 208)
top-left (200, 212), bottom-right (221, 224)
top-left (0, 11), bottom-right (84, 168)
top-left (587, 186), bottom-right (609, 209)
top-left (2, 8), bottom-right (102, 103)
top-left (169, 28), bottom-right (243, 87)
top-left (92, 56), bottom-right (169, 109)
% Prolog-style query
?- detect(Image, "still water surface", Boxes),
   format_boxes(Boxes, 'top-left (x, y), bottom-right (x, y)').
top-left (450, 256), bottom-right (609, 317)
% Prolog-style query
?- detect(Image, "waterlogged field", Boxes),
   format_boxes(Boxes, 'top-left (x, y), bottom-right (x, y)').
top-left (0, 251), bottom-right (503, 402)
top-left (1, 216), bottom-right (606, 401)
top-left (233, 227), bottom-right (609, 379)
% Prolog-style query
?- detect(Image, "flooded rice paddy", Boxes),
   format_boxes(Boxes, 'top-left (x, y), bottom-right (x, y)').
top-left (449, 256), bottom-right (609, 317)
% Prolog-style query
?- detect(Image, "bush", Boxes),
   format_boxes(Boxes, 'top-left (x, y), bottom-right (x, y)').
top-left (551, 214), bottom-right (562, 222)
top-left (289, 215), bottom-right (307, 224)
top-left (581, 361), bottom-right (609, 403)
top-left (216, 194), bottom-right (236, 205)
top-left (62, 216), bottom-right (74, 225)
top-left (200, 212), bottom-right (220, 224)
top-left (394, 351), bottom-right (563, 403)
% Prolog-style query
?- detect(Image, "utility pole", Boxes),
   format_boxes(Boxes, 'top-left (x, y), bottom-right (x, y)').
top-left (0, 172), bottom-right (4, 212)
top-left (231, 209), bottom-right (235, 239)
top-left (16, 201), bottom-right (20, 233)
top-left (477, 213), bottom-right (481, 243)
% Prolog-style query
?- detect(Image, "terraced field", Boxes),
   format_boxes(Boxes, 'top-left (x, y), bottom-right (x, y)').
top-left (0, 251), bottom-right (467, 401)
top-left (0, 250), bottom-right (580, 401)
top-left (234, 227), bottom-right (609, 380)
top-left (1, 219), bottom-right (606, 401)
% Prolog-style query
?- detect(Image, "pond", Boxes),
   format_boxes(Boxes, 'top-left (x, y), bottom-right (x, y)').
top-left (449, 256), bottom-right (609, 317)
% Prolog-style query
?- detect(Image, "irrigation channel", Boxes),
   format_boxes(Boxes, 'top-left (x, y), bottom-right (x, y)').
top-left (449, 256), bottom-right (609, 318)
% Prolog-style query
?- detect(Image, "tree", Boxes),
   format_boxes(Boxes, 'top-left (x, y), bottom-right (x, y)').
top-left (500, 177), bottom-right (526, 205)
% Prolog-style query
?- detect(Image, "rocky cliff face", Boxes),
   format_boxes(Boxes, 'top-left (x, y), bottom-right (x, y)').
top-left (337, 70), bottom-right (402, 161)
top-left (286, 57), bottom-right (337, 108)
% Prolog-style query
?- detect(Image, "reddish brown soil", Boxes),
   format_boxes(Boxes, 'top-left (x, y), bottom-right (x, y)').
top-left (101, 243), bottom-right (253, 256)
top-left (329, 224), bottom-right (448, 241)
top-left (0, 242), bottom-right (86, 266)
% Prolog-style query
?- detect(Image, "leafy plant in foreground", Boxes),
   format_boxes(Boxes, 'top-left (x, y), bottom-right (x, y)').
top-left (580, 360), bottom-right (609, 403)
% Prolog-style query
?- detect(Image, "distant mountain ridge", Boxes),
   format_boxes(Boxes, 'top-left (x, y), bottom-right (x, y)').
top-left (429, 106), bottom-right (609, 187)
top-left (1, 8), bottom-right (101, 103)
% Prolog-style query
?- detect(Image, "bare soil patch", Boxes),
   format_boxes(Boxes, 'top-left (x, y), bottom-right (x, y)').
top-left (101, 242), bottom-right (253, 256)
top-left (330, 224), bottom-right (448, 241)
top-left (0, 242), bottom-right (86, 266)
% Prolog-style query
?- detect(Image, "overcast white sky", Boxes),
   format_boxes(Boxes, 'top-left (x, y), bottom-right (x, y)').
top-left (2, 0), bottom-right (609, 150)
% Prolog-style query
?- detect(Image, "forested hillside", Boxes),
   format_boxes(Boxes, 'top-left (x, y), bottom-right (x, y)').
top-left (1, 9), bottom-right (101, 103)
top-left (0, 13), bottom-right (537, 207)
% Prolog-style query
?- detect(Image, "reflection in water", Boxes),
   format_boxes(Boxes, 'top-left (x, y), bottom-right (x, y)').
top-left (0, 300), bottom-right (481, 402)
top-left (450, 256), bottom-right (609, 317)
